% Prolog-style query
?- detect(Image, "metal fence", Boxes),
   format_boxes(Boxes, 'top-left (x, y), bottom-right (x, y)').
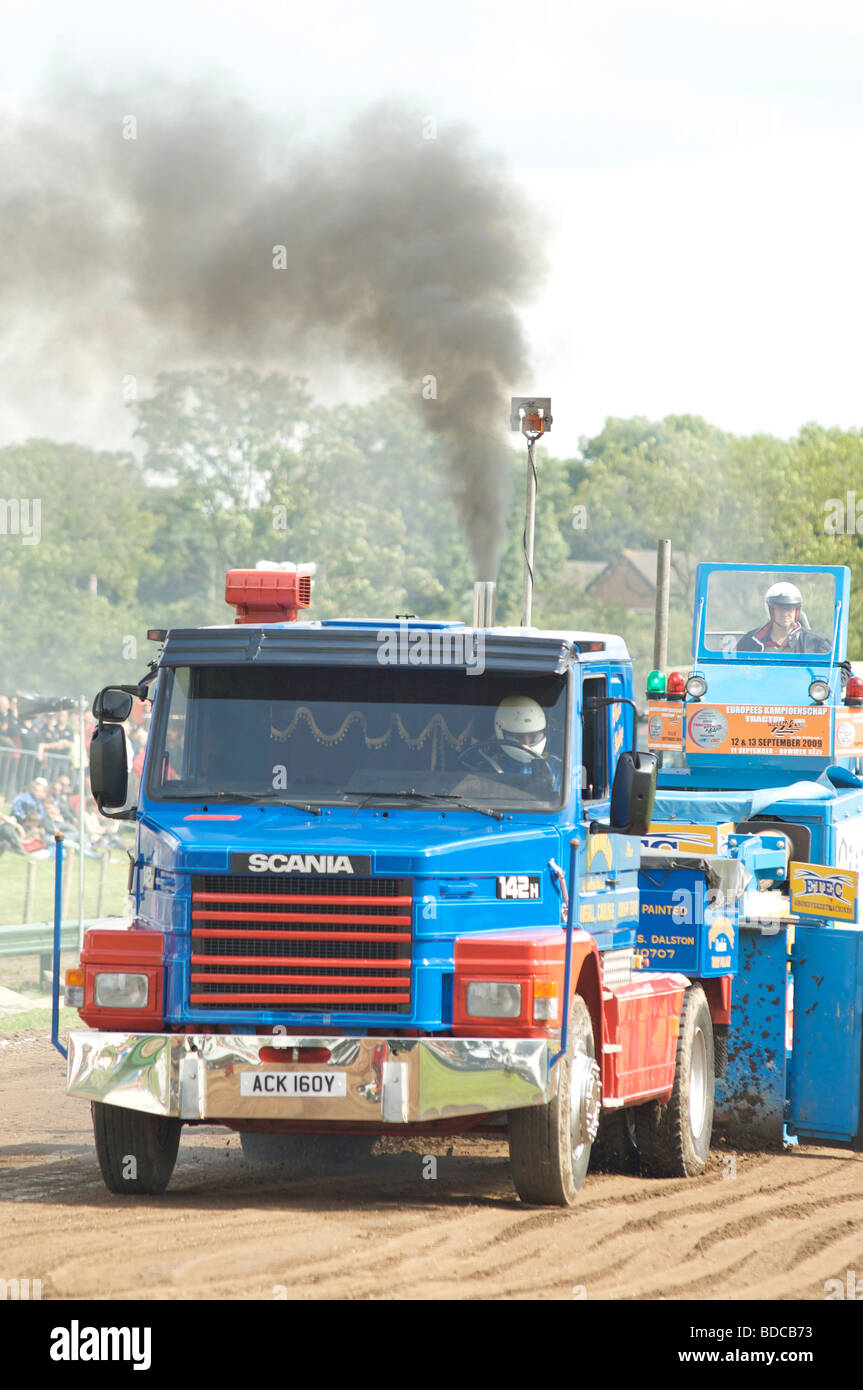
top-left (0, 747), bottom-right (77, 802)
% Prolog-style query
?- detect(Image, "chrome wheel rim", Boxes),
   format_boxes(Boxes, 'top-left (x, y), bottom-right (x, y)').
top-left (570, 1051), bottom-right (602, 1158)
top-left (689, 1027), bottom-right (708, 1137)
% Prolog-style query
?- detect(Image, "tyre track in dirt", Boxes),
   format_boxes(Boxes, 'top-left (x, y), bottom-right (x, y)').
top-left (3, 1032), bottom-right (863, 1300)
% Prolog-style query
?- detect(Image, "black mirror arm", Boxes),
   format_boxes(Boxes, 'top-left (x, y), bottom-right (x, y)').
top-left (586, 695), bottom-right (640, 755)
top-left (588, 815), bottom-right (642, 836)
top-left (95, 802), bottom-right (138, 822)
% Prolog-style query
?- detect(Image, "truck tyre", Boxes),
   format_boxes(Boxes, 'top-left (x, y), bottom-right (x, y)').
top-left (590, 1107), bottom-right (639, 1174)
top-left (634, 983), bottom-right (714, 1178)
top-left (714, 1024), bottom-right (729, 1079)
top-left (240, 1132), bottom-right (375, 1170)
top-left (508, 995), bottom-right (601, 1206)
top-left (91, 1102), bottom-right (181, 1195)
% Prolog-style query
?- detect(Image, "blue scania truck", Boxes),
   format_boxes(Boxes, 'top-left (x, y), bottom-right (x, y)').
top-left (58, 565), bottom-right (783, 1205)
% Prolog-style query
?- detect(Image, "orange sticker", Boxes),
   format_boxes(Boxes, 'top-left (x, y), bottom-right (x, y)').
top-left (685, 703), bottom-right (832, 757)
top-left (647, 701), bottom-right (684, 750)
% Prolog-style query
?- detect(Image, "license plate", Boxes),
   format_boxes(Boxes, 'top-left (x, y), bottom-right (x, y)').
top-left (240, 1070), bottom-right (347, 1098)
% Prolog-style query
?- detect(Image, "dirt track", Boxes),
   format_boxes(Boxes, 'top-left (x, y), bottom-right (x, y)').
top-left (3, 1032), bottom-right (863, 1301)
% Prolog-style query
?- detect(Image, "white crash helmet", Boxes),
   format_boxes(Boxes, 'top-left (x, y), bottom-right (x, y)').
top-left (494, 695), bottom-right (547, 763)
top-left (765, 581), bottom-right (807, 625)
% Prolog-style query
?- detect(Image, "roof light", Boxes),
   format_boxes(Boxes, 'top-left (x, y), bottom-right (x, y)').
top-left (845, 676), bottom-right (863, 707)
top-left (686, 672), bottom-right (707, 699)
top-left (666, 671), bottom-right (686, 700)
top-left (225, 568), bottom-right (312, 625)
top-left (647, 669), bottom-right (666, 697)
top-left (808, 678), bottom-right (830, 704)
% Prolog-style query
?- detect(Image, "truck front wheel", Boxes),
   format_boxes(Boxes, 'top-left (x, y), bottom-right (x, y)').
top-left (508, 995), bottom-right (601, 1206)
top-left (91, 1102), bottom-right (181, 1195)
top-left (634, 983), bottom-right (714, 1177)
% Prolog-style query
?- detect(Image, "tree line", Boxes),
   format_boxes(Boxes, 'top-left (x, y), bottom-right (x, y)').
top-left (0, 369), bottom-right (860, 698)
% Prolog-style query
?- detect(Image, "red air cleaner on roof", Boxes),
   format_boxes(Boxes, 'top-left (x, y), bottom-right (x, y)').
top-left (225, 567), bottom-right (313, 624)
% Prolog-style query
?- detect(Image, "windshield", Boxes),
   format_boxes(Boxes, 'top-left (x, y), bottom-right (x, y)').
top-left (147, 665), bottom-right (569, 812)
top-left (703, 569), bottom-right (836, 657)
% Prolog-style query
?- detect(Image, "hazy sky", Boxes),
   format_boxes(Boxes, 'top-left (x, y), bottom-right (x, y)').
top-left (2, 0), bottom-right (862, 455)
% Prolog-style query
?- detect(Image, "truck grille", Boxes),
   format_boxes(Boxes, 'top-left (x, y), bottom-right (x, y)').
top-left (189, 875), bottom-right (413, 1014)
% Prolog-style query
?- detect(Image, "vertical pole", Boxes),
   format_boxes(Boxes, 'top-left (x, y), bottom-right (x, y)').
top-left (653, 539), bottom-right (672, 672)
top-left (23, 858), bottom-right (36, 922)
top-left (549, 836), bottom-right (581, 1071)
top-left (97, 852), bottom-right (108, 917)
top-left (63, 848), bottom-right (74, 922)
top-left (521, 438), bottom-right (538, 628)
top-left (78, 694), bottom-right (86, 950)
top-left (51, 833), bottom-right (67, 1059)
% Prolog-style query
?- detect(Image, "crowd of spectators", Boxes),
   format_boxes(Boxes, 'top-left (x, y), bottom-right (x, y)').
top-left (0, 694), bottom-right (148, 861)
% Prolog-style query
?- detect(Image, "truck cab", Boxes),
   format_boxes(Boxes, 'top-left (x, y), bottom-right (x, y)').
top-left (64, 571), bottom-right (725, 1204)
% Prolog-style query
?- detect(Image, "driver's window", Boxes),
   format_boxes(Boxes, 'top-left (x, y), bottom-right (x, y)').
top-left (582, 675), bottom-right (608, 801)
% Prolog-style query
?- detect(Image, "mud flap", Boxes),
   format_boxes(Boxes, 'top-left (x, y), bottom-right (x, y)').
top-left (714, 925), bottom-right (789, 1145)
top-left (789, 924), bottom-right (863, 1146)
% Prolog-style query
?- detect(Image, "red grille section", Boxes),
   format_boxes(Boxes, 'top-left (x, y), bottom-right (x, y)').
top-left (190, 875), bottom-right (413, 1013)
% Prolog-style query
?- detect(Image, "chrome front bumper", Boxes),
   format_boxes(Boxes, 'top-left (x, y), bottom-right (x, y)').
top-left (66, 1032), bottom-right (552, 1124)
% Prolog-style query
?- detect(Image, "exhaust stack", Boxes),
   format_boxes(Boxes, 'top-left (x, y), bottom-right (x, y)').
top-left (473, 581), bottom-right (496, 629)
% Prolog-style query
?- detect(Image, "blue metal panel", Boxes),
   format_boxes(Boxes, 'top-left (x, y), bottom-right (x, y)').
top-left (637, 864), bottom-right (739, 978)
top-left (132, 799), bottom-right (579, 1031)
top-left (715, 926), bottom-right (790, 1144)
top-left (789, 924), bottom-right (863, 1142)
top-left (577, 831), bottom-right (640, 951)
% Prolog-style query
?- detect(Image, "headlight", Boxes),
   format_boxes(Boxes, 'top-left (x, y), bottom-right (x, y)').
top-left (93, 972), bottom-right (150, 1009)
top-left (686, 672), bottom-right (708, 699)
top-left (465, 981), bottom-right (522, 1019)
top-left (808, 679), bottom-right (829, 703)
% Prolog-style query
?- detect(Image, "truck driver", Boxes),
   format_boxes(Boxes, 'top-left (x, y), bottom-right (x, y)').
top-left (736, 582), bottom-right (832, 654)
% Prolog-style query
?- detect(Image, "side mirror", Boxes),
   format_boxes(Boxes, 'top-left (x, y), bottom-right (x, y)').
top-left (90, 723), bottom-right (129, 810)
top-left (591, 751), bottom-right (657, 837)
top-left (93, 687), bottom-right (134, 722)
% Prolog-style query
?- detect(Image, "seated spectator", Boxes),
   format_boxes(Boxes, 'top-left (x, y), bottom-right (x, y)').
top-left (12, 777), bottom-right (49, 825)
top-left (19, 810), bottom-right (48, 854)
top-left (0, 807), bottom-right (27, 856)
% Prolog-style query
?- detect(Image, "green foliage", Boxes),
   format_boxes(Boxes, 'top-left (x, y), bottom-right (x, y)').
top-left (0, 440), bottom-right (155, 693)
top-left (2, 377), bottom-right (862, 707)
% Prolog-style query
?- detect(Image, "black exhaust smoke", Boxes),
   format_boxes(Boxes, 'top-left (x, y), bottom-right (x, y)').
top-left (0, 79), bottom-right (545, 578)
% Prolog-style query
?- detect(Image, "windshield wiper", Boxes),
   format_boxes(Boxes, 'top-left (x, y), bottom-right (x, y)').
top-left (345, 789), bottom-right (503, 821)
top-left (178, 791), bottom-right (323, 816)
